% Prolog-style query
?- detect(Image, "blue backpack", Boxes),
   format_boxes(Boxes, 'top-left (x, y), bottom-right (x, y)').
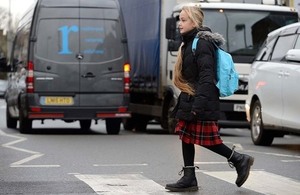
top-left (192, 37), bottom-right (239, 97)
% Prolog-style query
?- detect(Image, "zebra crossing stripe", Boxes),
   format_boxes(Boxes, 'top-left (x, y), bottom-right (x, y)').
top-left (76, 171), bottom-right (300, 195)
top-left (203, 170), bottom-right (300, 195)
top-left (75, 174), bottom-right (170, 195)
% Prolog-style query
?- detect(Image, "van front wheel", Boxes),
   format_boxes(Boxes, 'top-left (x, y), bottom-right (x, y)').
top-left (6, 106), bottom-right (17, 129)
top-left (106, 118), bottom-right (121, 135)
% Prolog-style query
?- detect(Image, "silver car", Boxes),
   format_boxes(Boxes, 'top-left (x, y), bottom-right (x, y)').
top-left (246, 22), bottom-right (300, 146)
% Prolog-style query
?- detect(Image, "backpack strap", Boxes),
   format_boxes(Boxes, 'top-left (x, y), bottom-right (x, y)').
top-left (192, 37), bottom-right (199, 63)
top-left (192, 37), bottom-right (199, 56)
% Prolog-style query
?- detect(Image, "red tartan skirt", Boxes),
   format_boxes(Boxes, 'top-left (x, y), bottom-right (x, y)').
top-left (175, 120), bottom-right (223, 146)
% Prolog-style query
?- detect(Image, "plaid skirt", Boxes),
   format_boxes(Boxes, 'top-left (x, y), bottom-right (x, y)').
top-left (175, 120), bottom-right (223, 146)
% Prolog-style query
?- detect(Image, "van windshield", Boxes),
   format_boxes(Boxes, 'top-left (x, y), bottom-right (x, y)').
top-left (36, 18), bottom-right (123, 63)
top-left (203, 9), bottom-right (298, 63)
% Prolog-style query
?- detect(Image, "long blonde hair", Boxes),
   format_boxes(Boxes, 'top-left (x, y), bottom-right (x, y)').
top-left (173, 6), bottom-right (204, 96)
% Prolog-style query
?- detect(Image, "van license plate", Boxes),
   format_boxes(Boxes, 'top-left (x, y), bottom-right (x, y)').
top-left (43, 97), bottom-right (74, 105)
top-left (234, 104), bottom-right (245, 112)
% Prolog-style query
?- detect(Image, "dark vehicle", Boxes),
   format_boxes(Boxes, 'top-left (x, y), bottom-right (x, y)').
top-left (1, 0), bottom-right (130, 134)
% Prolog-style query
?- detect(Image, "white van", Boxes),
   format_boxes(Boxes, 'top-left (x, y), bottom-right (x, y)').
top-left (165, 1), bottom-right (298, 129)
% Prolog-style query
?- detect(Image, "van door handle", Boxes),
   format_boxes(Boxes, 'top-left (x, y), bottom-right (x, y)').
top-left (81, 72), bottom-right (95, 78)
top-left (76, 53), bottom-right (84, 60)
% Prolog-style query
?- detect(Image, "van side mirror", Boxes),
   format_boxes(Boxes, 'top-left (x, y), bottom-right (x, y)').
top-left (285, 49), bottom-right (300, 62)
top-left (166, 17), bottom-right (177, 40)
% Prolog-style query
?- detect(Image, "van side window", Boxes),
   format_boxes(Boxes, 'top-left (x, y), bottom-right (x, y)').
top-left (12, 23), bottom-right (30, 68)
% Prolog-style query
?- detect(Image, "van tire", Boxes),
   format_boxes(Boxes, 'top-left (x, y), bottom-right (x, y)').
top-left (106, 118), bottom-right (121, 135)
top-left (80, 120), bottom-right (92, 130)
top-left (19, 111), bottom-right (32, 134)
top-left (6, 106), bottom-right (17, 129)
top-left (168, 117), bottom-right (177, 134)
top-left (122, 118), bottom-right (134, 131)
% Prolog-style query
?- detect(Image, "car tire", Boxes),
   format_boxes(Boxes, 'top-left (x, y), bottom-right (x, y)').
top-left (6, 106), bottom-right (17, 129)
top-left (250, 100), bottom-right (274, 146)
top-left (106, 118), bottom-right (121, 135)
top-left (80, 120), bottom-right (92, 130)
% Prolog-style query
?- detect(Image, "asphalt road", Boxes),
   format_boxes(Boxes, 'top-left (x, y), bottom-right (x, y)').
top-left (0, 99), bottom-right (299, 195)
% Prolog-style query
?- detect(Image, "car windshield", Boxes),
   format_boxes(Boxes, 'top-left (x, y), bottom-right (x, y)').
top-left (203, 9), bottom-right (298, 63)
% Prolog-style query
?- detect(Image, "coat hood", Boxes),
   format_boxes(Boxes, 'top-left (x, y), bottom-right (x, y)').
top-left (196, 26), bottom-right (225, 47)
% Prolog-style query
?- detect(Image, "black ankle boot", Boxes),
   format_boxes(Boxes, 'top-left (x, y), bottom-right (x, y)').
top-left (228, 146), bottom-right (254, 187)
top-left (165, 166), bottom-right (198, 192)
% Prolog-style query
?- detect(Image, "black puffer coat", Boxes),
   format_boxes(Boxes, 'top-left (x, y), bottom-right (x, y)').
top-left (175, 27), bottom-right (225, 122)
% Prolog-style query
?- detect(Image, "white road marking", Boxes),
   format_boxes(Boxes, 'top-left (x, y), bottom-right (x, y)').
top-left (76, 171), bottom-right (300, 195)
top-left (0, 129), bottom-right (60, 168)
top-left (281, 159), bottom-right (300, 163)
top-left (245, 150), bottom-right (300, 159)
top-left (195, 161), bottom-right (227, 165)
top-left (75, 174), bottom-right (172, 195)
top-left (93, 163), bottom-right (148, 167)
top-left (203, 170), bottom-right (300, 195)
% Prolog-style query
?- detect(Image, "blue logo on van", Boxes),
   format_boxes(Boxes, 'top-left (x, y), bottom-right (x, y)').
top-left (58, 25), bottom-right (104, 55)
top-left (59, 25), bottom-right (79, 55)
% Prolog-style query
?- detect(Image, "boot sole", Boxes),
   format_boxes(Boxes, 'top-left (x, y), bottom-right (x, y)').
top-left (165, 186), bottom-right (199, 192)
top-left (236, 156), bottom-right (254, 187)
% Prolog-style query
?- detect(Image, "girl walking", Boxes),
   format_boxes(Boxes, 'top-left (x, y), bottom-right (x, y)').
top-left (165, 6), bottom-right (254, 192)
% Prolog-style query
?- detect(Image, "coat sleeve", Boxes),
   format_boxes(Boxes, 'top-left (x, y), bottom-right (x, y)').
top-left (192, 40), bottom-right (218, 116)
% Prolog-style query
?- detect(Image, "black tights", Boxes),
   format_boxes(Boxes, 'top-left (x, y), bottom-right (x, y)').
top-left (182, 141), bottom-right (233, 167)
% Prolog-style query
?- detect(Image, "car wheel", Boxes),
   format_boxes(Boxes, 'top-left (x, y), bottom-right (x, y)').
top-left (19, 111), bottom-right (32, 134)
top-left (79, 120), bottom-right (91, 130)
top-left (6, 106), bottom-right (17, 129)
top-left (250, 100), bottom-right (274, 146)
top-left (106, 118), bottom-right (121, 135)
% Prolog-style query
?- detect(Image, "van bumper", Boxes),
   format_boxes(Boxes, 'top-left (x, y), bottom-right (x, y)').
top-left (219, 100), bottom-right (250, 128)
top-left (27, 107), bottom-right (131, 120)
top-left (21, 93), bottom-right (131, 120)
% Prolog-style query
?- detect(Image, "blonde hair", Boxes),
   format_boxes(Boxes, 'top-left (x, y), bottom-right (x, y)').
top-left (173, 6), bottom-right (204, 96)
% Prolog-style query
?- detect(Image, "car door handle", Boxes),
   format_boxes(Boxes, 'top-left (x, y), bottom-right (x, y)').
top-left (283, 72), bottom-right (290, 77)
top-left (81, 72), bottom-right (95, 78)
top-left (278, 70), bottom-right (284, 77)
